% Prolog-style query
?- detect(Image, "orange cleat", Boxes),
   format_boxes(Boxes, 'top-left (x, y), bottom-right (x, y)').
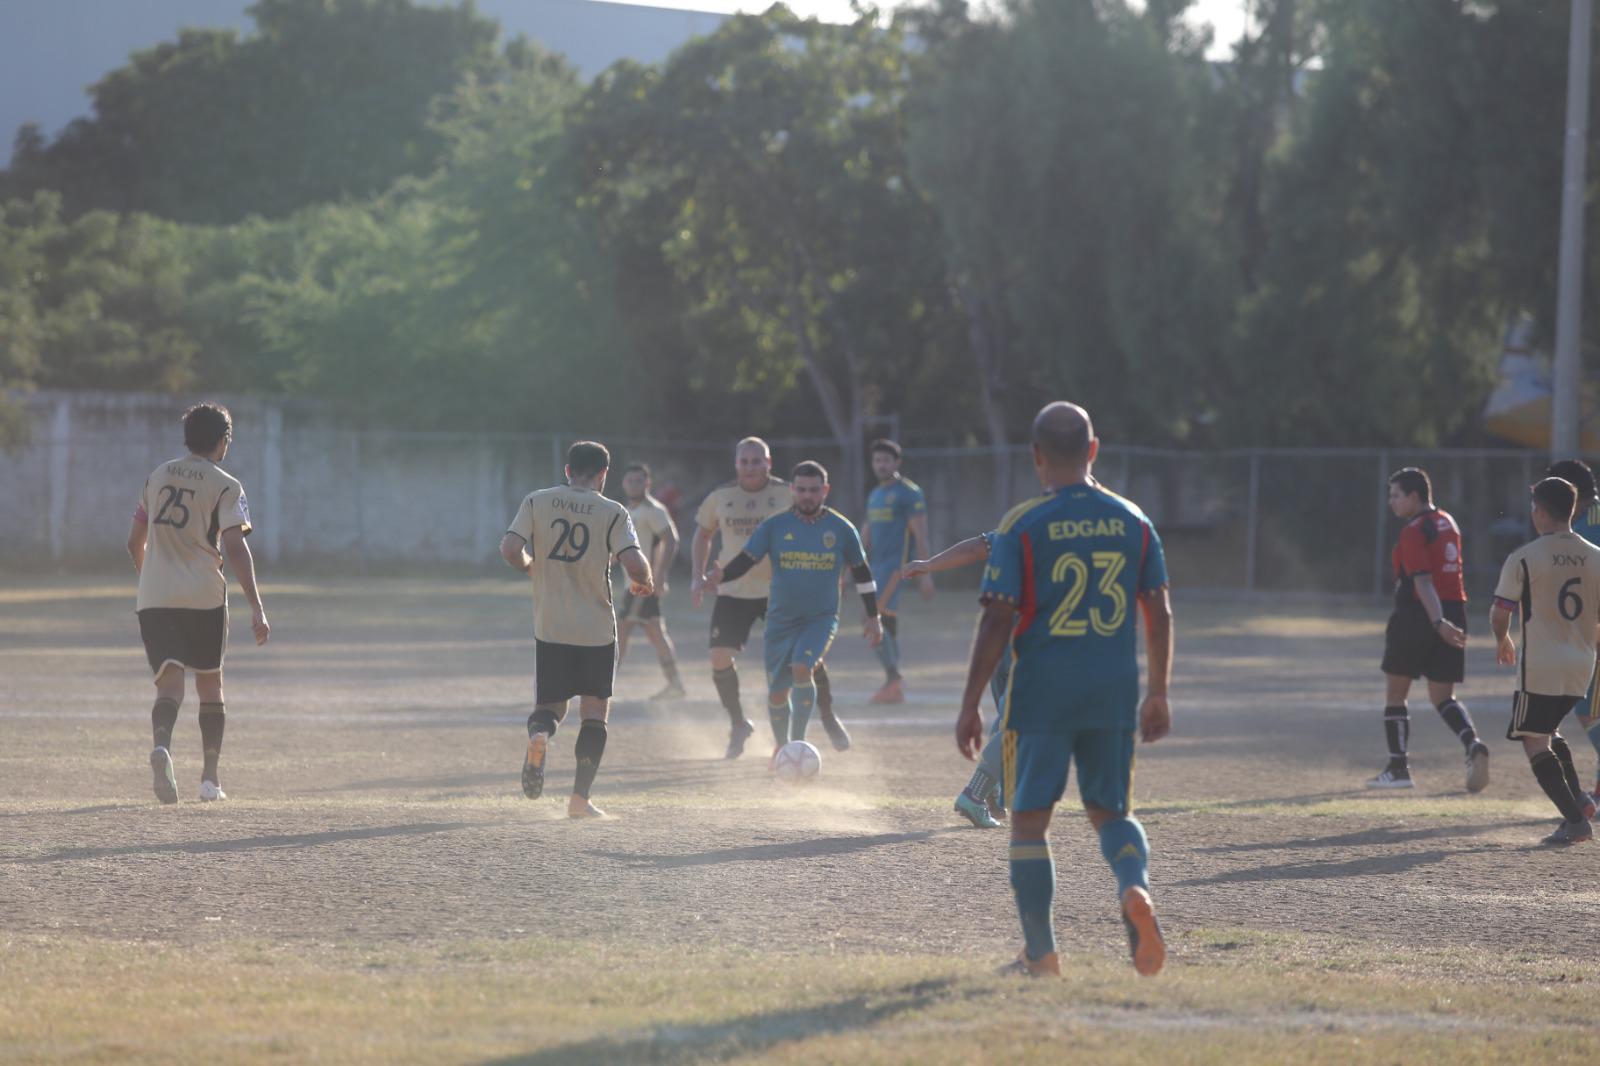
top-left (870, 679), bottom-right (905, 704)
top-left (1121, 886), bottom-right (1166, 977)
top-left (1000, 949), bottom-right (1061, 978)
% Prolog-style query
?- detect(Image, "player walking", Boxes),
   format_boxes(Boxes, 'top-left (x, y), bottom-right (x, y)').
top-left (500, 441), bottom-right (653, 819)
top-left (1371, 467), bottom-right (1489, 791)
top-left (689, 438), bottom-right (850, 757)
top-left (861, 440), bottom-right (933, 704)
top-left (1546, 458), bottom-right (1600, 803)
top-left (703, 461), bottom-right (882, 751)
top-left (1489, 477), bottom-right (1600, 845)
top-left (958, 403), bottom-right (1173, 978)
top-left (616, 463), bottom-right (684, 700)
top-left (125, 403), bottom-right (269, 804)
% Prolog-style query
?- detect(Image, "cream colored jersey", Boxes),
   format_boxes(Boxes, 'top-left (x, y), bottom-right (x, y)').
top-left (508, 484), bottom-right (640, 647)
top-left (135, 455), bottom-right (252, 611)
top-left (695, 477), bottom-right (789, 599)
top-left (1493, 531), bottom-right (1600, 697)
top-left (629, 495), bottom-right (677, 566)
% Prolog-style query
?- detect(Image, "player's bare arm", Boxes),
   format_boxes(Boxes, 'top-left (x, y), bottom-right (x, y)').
top-left (705, 550), bottom-right (756, 596)
top-left (499, 532), bottom-right (532, 574)
top-left (619, 544), bottom-right (655, 598)
top-left (1139, 586), bottom-right (1174, 743)
top-left (654, 521), bottom-right (680, 596)
top-left (1414, 573), bottom-right (1467, 649)
top-left (221, 526), bottom-right (270, 646)
top-left (690, 525), bottom-right (716, 607)
top-left (1490, 597), bottom-right (1517, 666)
top-left (126, 512), bottom-right (148, 574)
top-left (902, 534), bottom-right (991, 582)
top-left (908, 513), bottom-right (936, 599)
top-left (958, 599), bottom-right (1015, 759)
top-left (852, 561), bottom-right (883, 648)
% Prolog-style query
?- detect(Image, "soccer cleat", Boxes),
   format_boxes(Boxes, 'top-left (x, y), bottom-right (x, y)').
top-left (1582, 794), bottom-right (1598, 821)
top-left (985, 790), bottom-right (1008, 823)
top-left (999, 949), bottom-right (1061, 978)
top-left (725, 718), bottom-right (756, 760)
top-left (1365, 766), bottom-right (1414, 790)
top-left (522, 732), bottom-right (548, 799)
top-left (568, 796), bottom-right (608, 819)
top-left (649, 683), bottom-right (687, 702)
top-left (1120, 886), bottom-right (1166, 977)
top-left (1465, 742), bottom-right (1490, 793)
top-left (870, 679), bottom-right (905, 705)
top-left (953, 791), bottom-right (1002, 829)
top-left (1540, 819), bottom-right (1594, 847)
top-left (198, 780), bottom-right (227, 802)
top-left (820, 711), bottom-right (852, 752)
top-left (150, 747), bottom-right (178, 805)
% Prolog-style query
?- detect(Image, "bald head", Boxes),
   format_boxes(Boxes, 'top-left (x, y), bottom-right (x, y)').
top-left (1032, 402), bottom-right (1094, 466)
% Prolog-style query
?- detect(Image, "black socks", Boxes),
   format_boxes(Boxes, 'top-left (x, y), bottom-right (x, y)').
top-left (528, 709), bottom-right (560, 737)
top-left (151, 696), bottom-right (180, 751)
top-left (814, 661), bottom-right (833, 713)
top-left (573, 720), bottom-right (608, 799)
top-left (198, 702), bottom-right (225, 784)
top-left (1531, 749), bottom-right (1586, 823)
top-left (1436, 699), bottom-right (1479, 751)
top-left (1383, 705), bottom-right (1410, 770)
top-left (713, 666), bottom-right (742, 724)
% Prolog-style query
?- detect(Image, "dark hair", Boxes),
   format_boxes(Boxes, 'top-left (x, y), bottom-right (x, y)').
top-left (622, 462), bottom-right (651, 479)
top-left (1533, 477), bottom-right (1579, 522)
top-left (1546, 459), bottom-right (1596, 504)
top-left (1387, 467), bottom-right (1432, 506)
top-left (791, 460), bottom-right (829, 484)
top-left (182, 403), bottom-right (232, 454)
top-left (870, 439), bottom-right (902, 460)
top-left (566, 440), bottom-right (610, 479)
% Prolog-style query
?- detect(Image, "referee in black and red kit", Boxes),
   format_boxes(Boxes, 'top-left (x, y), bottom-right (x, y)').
top-left (1370, 467), bottom-right (1491, 791)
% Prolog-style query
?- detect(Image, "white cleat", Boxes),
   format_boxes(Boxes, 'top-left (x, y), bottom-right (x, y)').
top-left (1365, 767), bottom-right (1414, 790)
top-left (198, 780), bottom-right (227, 802)
top-left (1465, 743), bottom-right (1490, 794)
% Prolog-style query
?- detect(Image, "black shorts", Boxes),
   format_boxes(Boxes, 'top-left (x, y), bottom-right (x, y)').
top-left (138, 606), bottom-right (228, 675)
top-left (535, 640), bottom-right (615, 704)
top-left (1507, 691), bottom-right (1583, 739)
top-left (1381, 600), bottom-right (1467, 683)
top-left (710, 596), bottom-right (767, 651)
top-left (619, 592), bottom-right (662, 623)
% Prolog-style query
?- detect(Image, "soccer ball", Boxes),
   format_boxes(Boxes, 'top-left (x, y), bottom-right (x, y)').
top-left (773, 740), bottom-right (821, 783)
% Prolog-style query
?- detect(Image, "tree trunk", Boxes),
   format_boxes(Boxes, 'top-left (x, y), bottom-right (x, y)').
top-left (959, 281), bottom-right (1013, 517)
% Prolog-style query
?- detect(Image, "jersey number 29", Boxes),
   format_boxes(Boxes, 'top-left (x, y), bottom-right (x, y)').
top-left (549, 518), bottom-right (590, 563)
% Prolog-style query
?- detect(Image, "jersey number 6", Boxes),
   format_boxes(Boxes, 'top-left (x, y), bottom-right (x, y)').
top-left (1048, 551), bottom-right (1128, 638)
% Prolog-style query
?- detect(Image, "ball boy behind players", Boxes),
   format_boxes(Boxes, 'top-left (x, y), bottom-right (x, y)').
top-left (126, 402), bottom-right (270, 804)
top-left (704, 461), bottom-right (882, 752)
top-left (960, 402), bottom-right (1173, 978)
top-left (500, 441), bottom-right (653, 819)
top-left (1490, 477), bottom-right (1600, 846)
top-left (1371, 467), bottom-right (1489, 791)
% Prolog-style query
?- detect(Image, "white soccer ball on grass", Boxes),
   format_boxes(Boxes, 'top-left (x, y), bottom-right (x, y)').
top-left (773, 740), bottom-right (821, 783)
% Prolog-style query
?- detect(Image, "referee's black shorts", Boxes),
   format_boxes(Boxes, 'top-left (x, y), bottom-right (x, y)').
top-left (1381, 599), bottom-right (1466, 684)
top-left (535, 640), bottom-right (615, 704)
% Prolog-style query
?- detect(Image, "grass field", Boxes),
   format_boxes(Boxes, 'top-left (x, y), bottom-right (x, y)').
top-left (2, 574), bottom-right (1598, 1064)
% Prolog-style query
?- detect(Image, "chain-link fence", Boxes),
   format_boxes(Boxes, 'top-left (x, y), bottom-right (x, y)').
top-left (1, 392), bottom-right (1551, 598)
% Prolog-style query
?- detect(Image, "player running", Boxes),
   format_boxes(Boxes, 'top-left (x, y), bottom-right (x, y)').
top-left (1370, 467), bottom-right (1490, 791)
top-left (702, 461), bottom-right (883, 752)
top-left (616, 463), bottom-right (685, 700)
top-left (958, 402), bottom-right (1173, 978)
top-left (690, 438), bottom-right (850, 757)
top-left (862, 440), bottom-right (933, 704)
top-left (125, 403), bottom-right (269, 804)
top-left (1489, 477), bottom-right (1600, 846)
top-left (1546, 458), bottom-right (1600, 804)
top-left (500, 441), bottom-right (654, 819)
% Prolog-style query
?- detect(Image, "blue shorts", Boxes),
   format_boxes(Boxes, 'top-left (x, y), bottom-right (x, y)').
top-left (1002, 729), bottom-right (1136, 815)
top-left (765, 615), bottom-right (838, 690)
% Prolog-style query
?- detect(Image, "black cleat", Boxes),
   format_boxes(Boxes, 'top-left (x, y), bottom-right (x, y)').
top-left (522, 732), bottom-right (548, 799)
top-left (820, 711), bottom-right (852, 752)
top-left (150, 747), bottom-right (178, 805)
top-left (725, 718), bottom-right (756, 760)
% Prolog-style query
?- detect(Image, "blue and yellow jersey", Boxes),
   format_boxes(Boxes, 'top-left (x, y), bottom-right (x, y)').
top-left (1574, 500), bottom-right (1600, 544)
top-left (744, 508), bottom-right (867, 624)
top-left (980, 483), bottom-right (1168, 733)
top-left (865, 477), bottom-right (926, 579)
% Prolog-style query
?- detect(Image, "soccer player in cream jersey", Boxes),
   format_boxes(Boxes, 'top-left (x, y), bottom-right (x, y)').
top-left (1546, 458), bottom-right (1600, 803)
top-left (1490, 477), bottom-right (1600, 846)
top-left (617, 463), bottom-right (684, 700)
top-left (501, 441), bottom-right (653, 819)
top-left (126, 403), bottom-right (269, 805)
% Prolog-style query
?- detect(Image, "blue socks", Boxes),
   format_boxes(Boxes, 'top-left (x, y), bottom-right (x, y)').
top-left (1098, 816), bottom-right (1151, 897)
top-left (768, 694), bottom-right (791, 747)
top-left (789, 682), bottom-right (816, 741)
top-left (976, 728), bottom-right (1005, 802)
top-left (1009, 838), bottom-right (1055, 961)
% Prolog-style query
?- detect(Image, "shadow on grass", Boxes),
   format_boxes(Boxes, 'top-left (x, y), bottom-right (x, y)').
top-left (1140, 790), bottom-right (1355, 815)
top-left (1173, 845), bottom-right (1499, 887)
top-left (591, 829), bottom-right (956, 869)
top-left (478, 978), bottom-right (962, 1066)
top-left (0, 803), bottom-right (143, 820)
top-left (1192, 820), bottom-right (1549, 853)
top-left (9, 821), bottom-right (480, 864)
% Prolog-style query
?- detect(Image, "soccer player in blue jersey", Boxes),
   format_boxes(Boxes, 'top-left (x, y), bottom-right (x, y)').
top-left (1548, 458), bottom-right (1600, 803)
top-left (959, 402), bottom-right (1174, 978)
top-left (862, 440), bottom-right (933, 704)
top-left (704, 461), bottom-right (883, 753)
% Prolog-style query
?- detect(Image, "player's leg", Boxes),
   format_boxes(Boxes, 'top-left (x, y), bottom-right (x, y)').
top-left (1578, 667), bottom-right (1600, 799)
top-left (1550, 732), bottom-right (1597, 819)
top-left (1426, 603), bottom-right (1488, 790)
top-left (642, 617), bottom-right (685, 700)
top-left (1004, 733), bottom-right (1066, 976)
top-left (788, 663), bottom-right (817, 742)
top-left (569, 695), bottom-right (611, 819)
top-left (955, 719), bottom-right (1004, 828)
top-left (786, 622), bottom-right (834, 742)
top-left (524, 640), bottom-right (573, 800)
top-left (711, 598), bottom-right (760, 757)
top-left (1369, 670), bottom-right (1416, 788)
top-left (1512, 694), bottom-right (1593, 844)
top-left (616, 617), bottom-right (636, 665)
top-left (813, 660), bottom-right (850, 752)
top-left (765, 627), bottom-right (795, 752)
top-left (1078, 730), bottom-right (1163, 976)
top-left (193, 669), bottom-right (227, 801)
top-left (149, 662), bottom-right (184, 805)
